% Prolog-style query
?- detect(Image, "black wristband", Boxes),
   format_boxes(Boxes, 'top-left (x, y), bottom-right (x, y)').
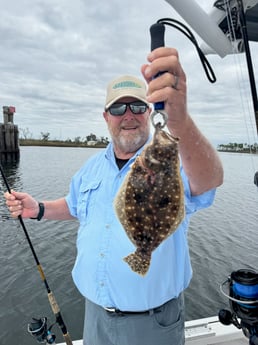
top-left (30, 202), bottom-right (45, 221)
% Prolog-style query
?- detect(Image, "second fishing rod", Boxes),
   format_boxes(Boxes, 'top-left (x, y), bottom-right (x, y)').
top-left (0, 164), bottom-right (73, 345)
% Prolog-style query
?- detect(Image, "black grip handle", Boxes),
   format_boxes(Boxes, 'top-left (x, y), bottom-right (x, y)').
top-left (150, 23), bottom-right (166, 111)
top-left (150, 23), bottom-right (165, 51)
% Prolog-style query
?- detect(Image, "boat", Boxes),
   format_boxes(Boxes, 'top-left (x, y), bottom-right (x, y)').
top-left (0, 1), bottom-right (256, 344)
top-left (57, 0), bottom-right (258, 344)
top-left (165, 0), bottom-right (258, 134)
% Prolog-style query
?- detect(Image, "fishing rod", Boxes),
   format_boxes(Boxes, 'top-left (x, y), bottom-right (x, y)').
top-left (214, 0), bottom-right (258, 135)
top-left (237, 0), bottom-right (258, 136)
top-left (0, 164), bottom-right (73, 345)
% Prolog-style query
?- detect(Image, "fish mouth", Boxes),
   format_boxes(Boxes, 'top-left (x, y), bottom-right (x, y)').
top-left (139, 155), bottom-right (159, 169)
top-left (136, 156), bottom-right (156, 185)
top-left (138, 154), bottom-right (159, 170)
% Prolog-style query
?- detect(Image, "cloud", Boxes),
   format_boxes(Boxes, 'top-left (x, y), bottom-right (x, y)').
top-left (0, 0), bottom-right (257, 144)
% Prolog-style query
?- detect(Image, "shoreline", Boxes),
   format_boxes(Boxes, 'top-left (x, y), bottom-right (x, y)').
top-left (19, 140), bottom-right (107, 148)
top-left (217, 149), bottom-right (257, 154)
top-left (18, 139), bottom-right (258, 154)
top-left (19, 142), bottom-right (257, 153)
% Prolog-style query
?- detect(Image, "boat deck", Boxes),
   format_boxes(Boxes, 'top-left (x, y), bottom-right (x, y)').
top-left (57, 316), bottom-right (248, 345)
top-left (184, 316), bottom-right (247, 344)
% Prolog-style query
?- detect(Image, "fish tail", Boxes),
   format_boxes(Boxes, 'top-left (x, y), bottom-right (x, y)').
top-left (123, 251), bottom-right (151, 276)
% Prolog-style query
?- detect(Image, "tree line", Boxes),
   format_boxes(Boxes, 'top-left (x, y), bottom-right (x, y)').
top-left (19, 128), bottom-right (109, 147)
top-left (217, 142), bottom-right (258, 153)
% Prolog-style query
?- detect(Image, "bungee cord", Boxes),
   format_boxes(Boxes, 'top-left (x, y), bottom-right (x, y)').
top-left (156, 17), bottom-right (217, 83)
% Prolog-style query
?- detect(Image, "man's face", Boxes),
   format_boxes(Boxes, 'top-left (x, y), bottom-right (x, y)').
top-left (103, 97), bottom-right (151, 158)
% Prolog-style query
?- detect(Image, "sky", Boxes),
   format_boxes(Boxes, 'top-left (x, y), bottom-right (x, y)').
top-left (0, 0), bottom-right (258, 146)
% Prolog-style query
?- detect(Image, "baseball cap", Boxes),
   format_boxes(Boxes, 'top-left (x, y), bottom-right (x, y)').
top-left (105, 75), bottom-right (149, 110)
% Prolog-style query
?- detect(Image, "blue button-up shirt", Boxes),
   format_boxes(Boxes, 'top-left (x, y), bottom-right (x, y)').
top-left (66, 142), bottom-right (215, 311)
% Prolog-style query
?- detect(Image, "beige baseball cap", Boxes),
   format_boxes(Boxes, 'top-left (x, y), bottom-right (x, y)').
top-left (105, 75), bottom-right (149, 110)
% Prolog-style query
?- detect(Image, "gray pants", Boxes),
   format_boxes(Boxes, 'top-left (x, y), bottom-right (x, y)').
top-left (83, 294), bottom-right (185, 345)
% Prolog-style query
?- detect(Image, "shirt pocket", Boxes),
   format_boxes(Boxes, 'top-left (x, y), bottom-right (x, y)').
top-left (77, 178), bottom-right (102, 223)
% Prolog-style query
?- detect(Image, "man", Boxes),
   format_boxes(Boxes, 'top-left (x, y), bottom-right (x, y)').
top-left (4, 47), bottom-right (223, 345)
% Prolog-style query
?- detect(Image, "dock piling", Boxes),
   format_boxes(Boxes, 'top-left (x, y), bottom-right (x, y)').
top-left (0, 106), bottom-right (20, 163)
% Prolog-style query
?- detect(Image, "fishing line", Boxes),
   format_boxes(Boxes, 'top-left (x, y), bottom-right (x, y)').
top-left (226, 0), bottom-right (257, 144)
top-left (226, 0), bottom-right (257, 146)
top-left (221, 0), bottom-right (258, 178)
top-left (0, 163), bottom-right (73, 345)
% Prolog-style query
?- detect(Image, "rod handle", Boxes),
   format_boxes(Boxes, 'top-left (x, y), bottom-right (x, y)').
top-left (62, 333), bottom-right (74, 345)
top-left (48, 291), bottom-right (60, 314)
top-left (150, 22), bottom-right (165, 51)
top-left (48, 292), bottom-right (73, 345)
top-left (150, 23), bottom-right (166, 111)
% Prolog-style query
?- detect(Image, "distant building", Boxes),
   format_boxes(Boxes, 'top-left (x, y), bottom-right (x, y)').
top-left (87, 140), bottom-right (97, 146)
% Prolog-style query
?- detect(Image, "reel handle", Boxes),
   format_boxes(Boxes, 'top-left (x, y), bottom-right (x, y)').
top-left (150, 23), bottom-right (165, 111)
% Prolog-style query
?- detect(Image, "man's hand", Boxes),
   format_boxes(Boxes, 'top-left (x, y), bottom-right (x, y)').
top-left (4, 190), bottom-right (39, 218)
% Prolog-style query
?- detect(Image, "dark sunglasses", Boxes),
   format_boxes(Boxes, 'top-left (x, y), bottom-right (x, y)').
top-left (107, 101), bottom-right (148, 116)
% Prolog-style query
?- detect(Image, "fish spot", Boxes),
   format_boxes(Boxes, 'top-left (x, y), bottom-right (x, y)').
top-left (133, 232), bottom-right (153, 244)
top-left (128, 215), bottom-right (142, 224)
top-left (134, 193), bottom-right (147, 203)
top-left (159, 196), bottom-right (171, 208)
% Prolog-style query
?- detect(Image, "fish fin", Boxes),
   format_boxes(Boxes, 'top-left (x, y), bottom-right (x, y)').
top-left (123, 251), bottom-right (151, 276)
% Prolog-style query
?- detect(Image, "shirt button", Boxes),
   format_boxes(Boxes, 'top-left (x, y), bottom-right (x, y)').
top-left (105, 224), bottom-right (110, 229)
top-left (100, 253), bottom-right (105, 258)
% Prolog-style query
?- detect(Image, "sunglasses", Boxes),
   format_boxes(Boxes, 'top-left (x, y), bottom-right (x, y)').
top-left (107, 101), bottom-right (148, 116)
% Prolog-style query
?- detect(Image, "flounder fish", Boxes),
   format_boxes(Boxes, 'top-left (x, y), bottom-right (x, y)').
top-left (114, 124), bottom-right (185, 276)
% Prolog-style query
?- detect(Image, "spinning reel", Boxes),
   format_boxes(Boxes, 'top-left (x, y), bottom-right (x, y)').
top-left (219, 269), bottom-right (258, 345)
top-left (28, 317), bottom-right (56, 344)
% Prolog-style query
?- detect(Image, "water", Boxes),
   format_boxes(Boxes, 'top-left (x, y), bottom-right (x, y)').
top-left (0, 146), bottom-right (257, 345)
